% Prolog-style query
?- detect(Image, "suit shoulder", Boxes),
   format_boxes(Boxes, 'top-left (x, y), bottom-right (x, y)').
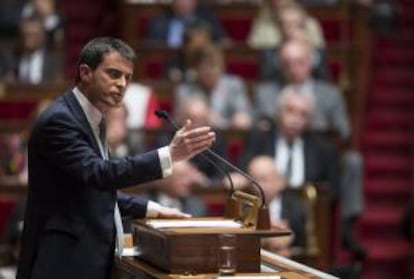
top-left (256, 81), bottom-right (280, 91)
top-left (315, 80), bottom-right (341, 93)
top-left (34, 96), bottom-right (71, 126)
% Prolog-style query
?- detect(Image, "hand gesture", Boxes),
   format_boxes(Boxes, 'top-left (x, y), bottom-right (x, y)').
top-left (169, 119), bottom-right (215, 162)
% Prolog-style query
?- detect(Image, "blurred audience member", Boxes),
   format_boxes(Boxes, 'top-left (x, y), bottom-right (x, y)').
top-left (258, 4), bottom-right (330, 80)
top-left (7, 14), bottom-right (62, 84)
top-left (248, 0), bottom-right (325, 50)
top-left (175, 44), bottom-right (252, 130)
top-left (113, 83), bottom-right (162, 155)
top-left (248, 156), bottom-right (306, 256)
top-left (147, 0), bottom-right (227, 48)
top-left (123, 83), bottom-right (162, 130)
top-left (241, 86), bottom-right (339, 198)
top-left (21, 0), bottom-right (63, 46)
top-left (142, 161), bottom-right (208, 217)
top-left (164, 21), bottom-right (213, 83)
top-left (106, 104), bottom-right (130, 158)
top-left (256, 40), bottom-right (347, 139)
top-left (255, 41), bottom-right (366, 258)
top-left (0, 134), bottom-right (26, 178)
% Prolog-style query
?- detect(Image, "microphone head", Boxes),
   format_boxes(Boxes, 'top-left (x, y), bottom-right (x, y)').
top-left (155, 110), bottom-right (168, 120)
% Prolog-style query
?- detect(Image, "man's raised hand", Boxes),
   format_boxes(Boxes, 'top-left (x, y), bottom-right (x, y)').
top-left (169, 119), bottom-right (216, 162)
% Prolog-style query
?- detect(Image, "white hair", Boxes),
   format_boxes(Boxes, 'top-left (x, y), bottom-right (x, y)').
top-left (276, 85), bottom-right (315, 112)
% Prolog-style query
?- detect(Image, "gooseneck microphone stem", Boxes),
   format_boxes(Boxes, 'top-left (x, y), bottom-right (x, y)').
top-left (155, 110), bottom-right (266, 207)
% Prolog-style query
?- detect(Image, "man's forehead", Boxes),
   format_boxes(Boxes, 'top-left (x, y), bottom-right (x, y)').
top-left (101, 51), bottom-right (133, 67)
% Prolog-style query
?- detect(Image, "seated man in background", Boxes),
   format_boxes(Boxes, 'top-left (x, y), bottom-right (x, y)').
top-left (258, 4), bottom-right (330, 81)
top-left (175, 44), bottom-right (252, 130)
top-left (241, 86), bottom-right (339, 197)
top-left (147, 0), bottom-right (227, 48)
top-left (6, 14), bottom-right (62, 84)
top-left (248, 156), bottom-right (306, 257)
top-left (142, 161), bottom-right (208, 217)
top-left (255, 40), bottom-right (365, 258)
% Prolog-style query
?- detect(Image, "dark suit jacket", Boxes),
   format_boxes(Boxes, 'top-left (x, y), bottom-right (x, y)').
top-left (147, 7), bottom-right (226, 44)
top-left (17, 90), bottom-right (164, 279)
top-left (239, 127), bottom-right (339, 199)
top-left (280, 192), bottom-right (306, 248)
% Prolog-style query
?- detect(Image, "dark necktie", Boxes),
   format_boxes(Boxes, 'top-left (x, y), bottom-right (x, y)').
top-left (99, 117), bottom-right (124, 256)
top-left (98, 118), bottom-right (107, 158)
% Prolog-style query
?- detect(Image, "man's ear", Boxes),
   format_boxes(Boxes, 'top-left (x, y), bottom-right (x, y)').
top-left (79, 64), bottom-right (92, 83)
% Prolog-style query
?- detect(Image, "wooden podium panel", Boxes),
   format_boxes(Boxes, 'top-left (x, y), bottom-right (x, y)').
top-left (132, 218), bottom-right (291, 274)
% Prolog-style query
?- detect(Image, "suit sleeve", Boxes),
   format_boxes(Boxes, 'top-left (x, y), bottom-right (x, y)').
top-left (322, 140), bottom-right (340, 201)
top-left (35, 112), bottom-right (163, 190)
top-left (329, 87), bottom-right (351, 141)
top-left (117, 191), bottom-right (148, 218)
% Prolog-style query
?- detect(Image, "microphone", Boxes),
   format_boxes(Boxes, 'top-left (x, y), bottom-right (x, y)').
top-left (155, 110), bottom-right (266, 207)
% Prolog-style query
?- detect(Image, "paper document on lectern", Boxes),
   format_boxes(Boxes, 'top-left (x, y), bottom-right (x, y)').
top-left (146, 219), bottom-right (243, 229)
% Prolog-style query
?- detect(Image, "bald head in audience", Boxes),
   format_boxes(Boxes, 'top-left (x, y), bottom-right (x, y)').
top-left (279, 40), bottom-right (312, 84)
top-left (172, 0), bottom-right (198, 18)
top-left (277, 86), bottom-right (314, 141)
top-left (160, 161), bottom-right (204, 198)
top-left (248, 156), bottom-right (286, 204)
top-left (178, 97), bottom-right (212, 127)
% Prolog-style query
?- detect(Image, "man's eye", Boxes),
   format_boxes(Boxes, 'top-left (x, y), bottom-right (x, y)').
top-left (108, 70), bottom-right (122, 79)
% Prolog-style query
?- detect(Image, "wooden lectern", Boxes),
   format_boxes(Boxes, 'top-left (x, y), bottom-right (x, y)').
top-left (131, 190), bottom-right (291, 274)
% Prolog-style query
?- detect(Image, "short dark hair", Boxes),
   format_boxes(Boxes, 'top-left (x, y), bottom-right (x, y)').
top-left (76, 37), bottom-right (136, 83)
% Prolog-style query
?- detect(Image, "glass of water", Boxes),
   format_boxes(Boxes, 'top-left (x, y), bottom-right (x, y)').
top-left (218, 234), bottom-right (237, 275)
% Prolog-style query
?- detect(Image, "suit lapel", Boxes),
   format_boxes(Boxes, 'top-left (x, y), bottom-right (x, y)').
top-left (63, 90), bottom-right (102, 156)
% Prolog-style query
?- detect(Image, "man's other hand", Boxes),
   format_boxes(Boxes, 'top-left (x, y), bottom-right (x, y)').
top-left (157, 207), bottom-right (192, 219)
top-left (169, 119), bottom-right (215, 162)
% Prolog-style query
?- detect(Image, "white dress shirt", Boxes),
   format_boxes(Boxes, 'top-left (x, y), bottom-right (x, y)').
top-left (19, 50), bottom-right (44, 84)
top-left (275, 137), bottom-right (305, 188)
top-left (73, 87), bottom-right (172, 217)
top-left (269, 196), bottom-right (282, 224)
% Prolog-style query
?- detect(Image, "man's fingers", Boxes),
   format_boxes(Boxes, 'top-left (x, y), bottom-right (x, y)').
top-left (182, 126), bottom-right (212, 139)
top-left (185, 132), bottom-right (215, 145)
top-left (160, 208), bottom-right (192, 219)
top-left (187, 137), bottom-right (215, 152)
top-left (189, 141), bottom-right (214, 156)
top-left (181, 119), bottom-right (192, 132)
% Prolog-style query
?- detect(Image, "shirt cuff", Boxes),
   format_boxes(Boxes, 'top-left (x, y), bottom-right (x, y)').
top-left (158, 146), bottom-right (173, 178)
top-left (146, 201), bottom-right (163, 218)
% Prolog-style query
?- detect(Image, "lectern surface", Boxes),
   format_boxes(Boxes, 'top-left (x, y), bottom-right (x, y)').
top-left (113, 257), bottom-right (322, 279)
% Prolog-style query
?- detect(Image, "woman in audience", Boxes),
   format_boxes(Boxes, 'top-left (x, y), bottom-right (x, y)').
top-left (21, 0), bottom-right (63, 46)
top-left (258, 4), bottom-right (330, 80)
top-left (175, 44), bottom-right (252, 130)
top-left (247, 0), bottom-right (325, 50)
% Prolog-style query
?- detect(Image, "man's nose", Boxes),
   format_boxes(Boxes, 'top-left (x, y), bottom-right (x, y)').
top-left (117, 76), bottom-right (128, 88)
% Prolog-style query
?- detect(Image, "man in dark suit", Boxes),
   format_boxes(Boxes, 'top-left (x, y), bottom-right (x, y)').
top-left (248, 156), bottom-right (306, 255)
top-left (240, 86), bottom-right (339, 199)
top-left (16, 37), bottom-right (215, 279)
top-left (147, 0), bottom-right (226, 48)
top-left (255, 40), bottom-right (366, 258)
top-left (9, 14), bottom-right (62, 83)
